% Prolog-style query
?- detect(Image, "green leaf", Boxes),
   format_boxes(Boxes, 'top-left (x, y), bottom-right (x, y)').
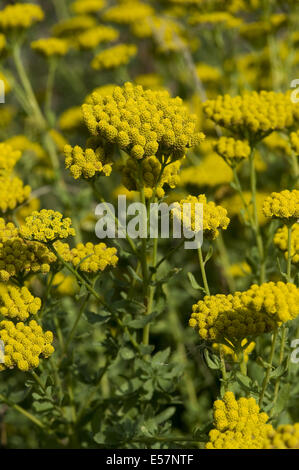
top-left (187, 272), bottom-right (204, 291)
top-left (84, 311), bottom-right (111, 324)
top-left (203, 348), bottom-right (221, 370)
top-left (119, 347), bottom-right (135, 360)
top-left (128, 312), bottom-right (156, 329)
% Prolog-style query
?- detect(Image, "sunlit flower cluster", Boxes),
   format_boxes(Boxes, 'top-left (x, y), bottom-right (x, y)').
top-left (64, 144), bottom-right (112, 179)
top-left (31, 38), bottom-right (69, 57)
top-left (77, 26), bottom-right (119, 49)
top-left (274, 223), bottom-right (299, 264)
top-left (263, 190), bottom-right (299, 222)
top-left (0, 177), bottom-right (31, 213)
top-left (214, 136), bottom-right (251, 165)
top-left (82, 82), bottom-right (204, 162)
top-left (0, 320), bottom-right (54, 372)
top-left (0, 283), bottom-right (41, 321)
top-left (0, 143), bottom-right (21, 175)
top-left (189, 282), bottom-right (299, 342)
top-left (55, 241), bottom-right (118, 273)
top-left (20, 210), bottom-right (75, 243)
top-left (102, 2), bottom-right (154, 24)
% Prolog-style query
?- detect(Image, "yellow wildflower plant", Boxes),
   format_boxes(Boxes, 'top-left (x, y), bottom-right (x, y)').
top-left (263, 190), bottom-right (299, 222)
top-left (52, 16), bottom-right (97, 38)
top-left (82, 82), bottom-right (204, 162)
top-left (91, 44), bottom-right (137, 71)
top-left (5, 135), bottom-right (46, 160)
top-left (64, 144), bottom-right (112, 179)
top-left (77, 26), bottom-right (119, 50)
top-left (31, 38), bottom-right (69, 58)
top-left (20, 210), bottom-right (75, 243)
top-left (173, 194), bottom-right (230, 240)
top-left (0, 283), bottom-right (41, 321)
top-left (0, 3), bottom-right (44, 31)
top-left (0, 177), bottom-right (31, 213)
top-left (55, 241), bottom-right (118, 273)
top-left (264, 424), bottom-right (299, 449)
top-left (0, 320), bottom-right (54, 372)
top-left (85, 84), bottom-right (116, 104)
top-left (189, 282), bottom-right (299, 343)
top-left (274, 223), bottom-right (299, 264)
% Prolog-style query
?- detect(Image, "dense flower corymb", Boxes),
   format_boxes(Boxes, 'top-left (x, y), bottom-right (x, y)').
top-left (189, 282), bottom-right (299, 343)
top-left (214, 136), bottom-right (251, 165)
top-left (0, 3), bottom-right (44, 31)
top-left (55, 241), bottom-right (118, 273)
top-left (20, 210), bottom-right (75, 243)
top-left (203, 91), bottom-right (294, 138)
top-left (0, 177), bottom-right (31, 213)
top-left (64, 144), bottom-right (112, 179)
top-left (0, 283), bottom-right (41, 321)
top-left (263, 190), bottom-right (299, 222)
top-left (0, 143), bottom-right (21, 174)
top-left (274, 223), bottom-right (299, 264)
top-left (173, 194), bottom-right (230, 240)
top-left (0, 320), bottom-right (54, 372)
top-left (91, 44), bottom-right (137, 71)
top-left (82, 82), bottom-right (204, 162)
top-left (31, 38), bottom-right (69, 57)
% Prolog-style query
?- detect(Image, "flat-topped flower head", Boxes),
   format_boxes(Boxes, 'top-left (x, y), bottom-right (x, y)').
top-left (91, 44), bottom-right (137, 71)
top-left (173, 194), bottom-right (230, 240)
top-left (203, 91), bottom-right (294, 140)
top-left (214, 136), bottom-right (250, 166)
top-left (55, 241), bottom-right (118, 273)
top-left (0, 3), bottom-right (44, 31)
top-left (77, 26), bottom-right (119, 50)
top-left (64, 144), bottom-right (112, 179)
top-left (102, 2), bottom-right (154, 24)
top-left (82, 82), bottom-right (204, 161)
top-left (0, 320), bottom-right (54, 372)
top-left (206, 392), bottom-right (273, 449)
top-left (52, 15), bottom-right (97, 38)
top-left (274, 223), bottom-right (299, 264)
top-left (0, 283), bottom-right (41, 321)
top-left (0, 177), bottom-right (31, 213)
top-left (20, 210), bottom-right (75, 243)
top-left (263, 190), bottom-right (299, 223)
top-left (31, 38), bottom-right (69, 58)
top-left (189, 282), bottom-right (299, 343)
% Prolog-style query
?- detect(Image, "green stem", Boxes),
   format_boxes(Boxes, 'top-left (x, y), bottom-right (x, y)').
top-left (63, 294), bottom-right (90, 353)
top-left (0, 394), bottom-right (45, 430)
top-left (259, 329), bottom-right (278, 407)
top-left (45, 59), bottom-right (57, 127)
top-left (197, 247), bottom-right (210, 295)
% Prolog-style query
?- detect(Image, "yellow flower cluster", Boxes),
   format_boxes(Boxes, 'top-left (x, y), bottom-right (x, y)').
top-left (214, 136), bottom-right (250, 165)
top-left (91, 44), bottom-right (137, 71)
top-left (203, 91), bottom-right (294, 138)
top-left (85, 84), bottom-right (116, 104)
top-left (0, 283), bottom-right (41, 321)
top-left (102, 2), bottom-right (154, 24)
top-left (179, 153), bottom-right (233, 188)
top-left (59, 107), bottom-right (83, 132)
top-left (274, 224), bottom-right (299, 264)
top-left (71, 0), bottom-right (106, 14)
top-left (206, 392), bottom-right (272, 449)
top-left (0, 236), bottom-right (56, 281)
top-left (263, 190), bottom-right (299, 222)
top-left (290, 130), bottom-right (299, 154)
top-left (0, 320), bottom-right (54, 372)
top-left (64, 144), bottom-right (112, 179)
top-left (55, 241), bottom-right (118, 273)
top-left (173, 194), bottom-right (230, 239)
top-left (53, 16), bottom-right (97, 38)
top-left (5, 135), bottom-right (46, 160)
top-left (52, 272), bottom-right (79, 297)
top-left (77, 26), bottom-right (119, 49)
top-left (0, 3), bottom-right (44, 31)
top-left (196, 63), bottom-right (221, 84)
top-left (82, 82), bottom-right (204, 161)
top-left (31, 38), bottom-right (69, 57)
top-left (265, 424), bottom-right (299, 449)
top-left (20, 210), bottom-right (75, 243)
top-left (0, 176), bottom-right (31, 213)
top-left (212, 338), bottom-right (255, 363)
top-left (189, 282), bottom-right (299, 342)
top-left (122, 156), bottom-right (181, 198)
top-left (0, 219), bottom-right (18, 241)
top-left (0, 143), bottom-right (21, 174)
